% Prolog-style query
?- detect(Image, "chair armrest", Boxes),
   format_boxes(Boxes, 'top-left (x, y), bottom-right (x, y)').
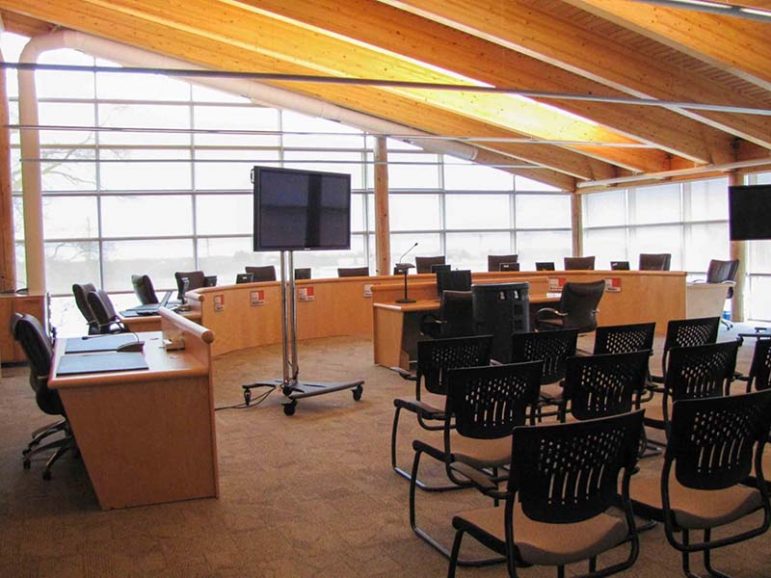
top-left (449, 462), bottom-right (506, 499)
top-left (535, 307), bottom-right (567, 321)
top-left (393, 397), bottom-right (445, 419)
top-left (389, 366), bottom-right (417, 381)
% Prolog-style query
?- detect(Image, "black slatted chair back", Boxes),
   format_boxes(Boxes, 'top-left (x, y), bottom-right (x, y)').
top-left (417, 335), bottom-right (493, 397)
top-left (563, 351), bottom-right (650, 421)
top-left (72, 282), bottom-right (99, 334)
top-left (660, 317), bottom-right (720, 378)
top-left (511, 329), bottom-right (578, 385)
top-left (593, 322), bottom-right (656, 355)
top-left (510, 411), bottom-right (644, 524)
top-left (749, 338), bottom-right (771, 391)
top-left (245, 265), bottom-right (277, 282)
top-left (447, 361), bottom-right (542, 440)
top-left (666, 341), bottom-right (739, 404)
top-left (669, 392), bottom-right (771, 491)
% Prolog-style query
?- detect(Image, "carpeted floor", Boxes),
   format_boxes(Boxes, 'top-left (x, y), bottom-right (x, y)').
top-left (1, 330), bottom-right (771, 578)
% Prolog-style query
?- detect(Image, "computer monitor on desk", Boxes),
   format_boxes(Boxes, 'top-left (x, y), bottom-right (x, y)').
top-left (436, 269), bottom-right (472, 295)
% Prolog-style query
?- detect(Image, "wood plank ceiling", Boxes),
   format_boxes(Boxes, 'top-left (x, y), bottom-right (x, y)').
top-left (0, 0), bottom-right (769, 192)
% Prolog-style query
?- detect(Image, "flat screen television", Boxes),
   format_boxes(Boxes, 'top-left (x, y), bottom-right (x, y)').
top-left (252, 166), bottom-right (351, 251)
top-left (729, 184), bottom-right (771, 241)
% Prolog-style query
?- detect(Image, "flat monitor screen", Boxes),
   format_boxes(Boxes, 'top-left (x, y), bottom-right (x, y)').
top-left (253, 166), bottom-right (351, 251)
top-left (729, 184), bottom-right (771, 241)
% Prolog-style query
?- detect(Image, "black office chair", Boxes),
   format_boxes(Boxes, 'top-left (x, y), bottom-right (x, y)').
top-left (535, 261), bottom-right (555, 271)
top-left (337, 266), bottom-right (369, 277)
top-left (86, 289), bottom-right (127, 334)
top-left (131, 274), bottom-right (159, 305)
top-left (649, 317), bottom-right (720, 384)
top-left (419, 290), bottom-right (473, 339)
top-left (72, 282), bottom-right (100, 334)
top-left (639, 253), bottom-right (671, 271)
top-left (295, 268), bottom-right (312, 280)
top-left (415, 256), bottom-right (446, 274)
top-left (534, 280), bottom-right (605, 334)
top-left (245, 265), bottom-right (277, 282)
top-left (564, 256), bottom-right (595, 270)
top-left (632, 392), bottom-right (771, 578)
top-left (448, 411), bottom-right (644, 578)
top-left (487, 254), bottom-right (518, 272)
top-left (705, 259), bottom-right (739, 296)
top-left (174, 270), bottom-right (207, 301)
top-left (746, 337), bottom-right (771, 393)
top-left (12, 313), bottom-right (76, 480)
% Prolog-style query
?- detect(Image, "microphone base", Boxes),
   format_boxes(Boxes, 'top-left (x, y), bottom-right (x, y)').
top-left (396, 298), bottom-right (416, 304)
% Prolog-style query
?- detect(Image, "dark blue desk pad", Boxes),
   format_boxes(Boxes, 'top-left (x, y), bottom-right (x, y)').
top-left (56, 351), bottom-right (148, 376)
top-left (65, 334), bottom-right (139, 354)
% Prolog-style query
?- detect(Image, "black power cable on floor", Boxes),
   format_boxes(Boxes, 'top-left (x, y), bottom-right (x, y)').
top-left (214, 384), bottom-right (276, 411)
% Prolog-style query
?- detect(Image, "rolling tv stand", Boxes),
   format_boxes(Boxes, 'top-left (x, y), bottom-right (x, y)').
top-left (242, 251), bottom-right (364, 415)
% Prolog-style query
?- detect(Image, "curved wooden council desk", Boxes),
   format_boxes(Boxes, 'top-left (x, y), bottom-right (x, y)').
top-left (49, 308), bottom-right (218, 510)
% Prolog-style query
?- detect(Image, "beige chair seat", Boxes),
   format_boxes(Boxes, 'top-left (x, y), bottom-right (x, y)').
top-left (451, 433), bottom-right (512, 469)
top-left (641, 395), bottom-right (669, 425)
top-left (539, 382), bottom-right (563, 403)
top-left (632, 472), bottom-right (763, 529)
top-left (456, 502), bottom-right (628, 566)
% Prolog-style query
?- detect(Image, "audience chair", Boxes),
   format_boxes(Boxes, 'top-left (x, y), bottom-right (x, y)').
top-left (643, 340), bottom-right (739, 441)
top-left (510, 329), bottom-right (578, 409)
top-left (632, 392), bottom-right (771, 578)
top-left (746, 338), bottom-right (771, 393)
top-left (72, 283), bottom-right (100, 335)
top-left (535, 280), bottom-right (605, 334)
top-left (610, 260), bottom-right (630, 271)
top-left (131, 274), bottom-right (159, 305)
top-left (639, 253), bottom-right (672, 271)
top-left (294, 268), bottom-right (311, 280)
top-left (535, 261), bottom-right (555, 271)
top-left (86, 289), bottom-right (127, 334)
top-left (410, 361), bottom-right (543, 566)
top-left (593, 322), bottom-right (656, 355)
top-left (337, 266), bottom-right (369, 277)
top-left (12, 313), bottom-right (76, 480)
top-left (415, 256), bottom-right (446, 274)
top-left (245, 265), bottom-right (277, 282)
top-left (558, 350), bottom-right (649, 423)
top-left (487, 254), bottom-right (518, 272)
top-left (391, 335), bottom-right (493, 488)
top-left (174, 270), bottom-right (206, 301)
top-left (564, 256), bottom-right (596, 270)
top-left (447, 410), bottom-right (644, 578)
top-left (649, 317), bottom-right (720, 384)
top-left (419, 291), bottom-right (473, 339)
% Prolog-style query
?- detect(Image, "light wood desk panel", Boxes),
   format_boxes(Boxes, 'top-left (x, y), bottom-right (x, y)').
top-left (1, 292), bottom-right (46, 365)
top-left (50, 309), bottom-right (218, 510)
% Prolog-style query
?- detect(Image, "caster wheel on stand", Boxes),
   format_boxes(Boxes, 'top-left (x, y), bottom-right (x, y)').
top-left (353, 385), bottom-right (363, 401)
top-left (283, 400), bottom-right (297, 416)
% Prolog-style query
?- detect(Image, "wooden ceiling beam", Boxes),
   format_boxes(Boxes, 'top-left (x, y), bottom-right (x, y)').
top-left (78, 0), bottom-right (666, 173)
top-left (0, 0), bottom-right (599, 187)
top-left (381, 0), bottom-right (771, 155)
top-left (236, 0), bottom-right (734, 165)
top-left (566, 0), bottom-right (771, 91)
top-left (0, 10), bottom-right (55, 37)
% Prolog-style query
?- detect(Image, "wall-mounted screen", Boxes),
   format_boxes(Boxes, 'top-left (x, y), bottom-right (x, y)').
top-left (252, 166), bottom-right (351, 251)
top-left (729, 184), bottom-right (771, 241)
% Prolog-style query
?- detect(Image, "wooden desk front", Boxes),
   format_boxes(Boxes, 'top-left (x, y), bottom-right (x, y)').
top-left (49, 309), bottom-right (218, 510)
top-left (1, 292), bottom-right (45, 365)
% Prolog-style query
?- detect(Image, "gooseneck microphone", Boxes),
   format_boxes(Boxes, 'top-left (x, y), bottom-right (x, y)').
top-left (397, 242), bottom-right (419, 266)
top-left (395, 242), bottom-right (418, 304)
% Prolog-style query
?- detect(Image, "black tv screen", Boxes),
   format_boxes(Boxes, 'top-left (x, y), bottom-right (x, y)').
top-left (729, 184), bottom-right (771, 241)
top-left (252, 166), bottom-right (351, 251)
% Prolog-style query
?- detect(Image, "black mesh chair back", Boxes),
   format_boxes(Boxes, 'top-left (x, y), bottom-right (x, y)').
top-left (535, 261), bottom-right (555, 271)
top-left (706, 259), bottom-right (739, 298)
top-left (86, 289), bottom-right (125, 334)
top-left (245, 265), bottom-right (276, 282)
top-left (510, 329), bottom-right (578, 385)
top-left (131, 274), bottom-right (158, 305)
top-left (638, 253), bottom-right (671, 271)
top-left (660, 316), bottom-right (720, 378)
top-left (295, 268), bottom-right (311, 280)
top-left (564, 256), bottom-right (595, 270)
top-left (415, 255), bottom-right (446, 274)
top-left (175, 270), bottom-right (206, 300)
top-left (748, 338), bottom-right (771, 392)
top-left (417, 335), bottom-right (493, 397)
top-left (593, 322), bottom-right (656, 354)
top-left (664, 341), bottom-right (739, 410)
top-left (12, 314), bottom-right (62, 415)
top-left (487, 254), bottom-right (518, 272)
top-left (337, 266), bottom-right (369, 277)
top-left (562, 351), bottom-right (650, 421)
top-left (447, 362), bottom-right (543, 440)
top-left (72, 282), bottom-right (99, 334)
top-left (510, 410), bottom-right (643, 524)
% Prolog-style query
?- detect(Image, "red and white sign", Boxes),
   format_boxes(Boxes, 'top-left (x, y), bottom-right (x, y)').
top-left (298, 286), bottom-right (315, 302)
top-left (548, 277), bottom-right (567, 292)
top-left (605, 278), bottom-right (622, 292)
top-left (250, 290), bottom-right (265, 306)
top-left (213, 294), bottom-right (225, 312)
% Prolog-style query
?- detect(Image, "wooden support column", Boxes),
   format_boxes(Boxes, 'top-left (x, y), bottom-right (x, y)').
top-left (729, 171), bottom-right (746, 322)
top-left (0, 49), bottom-right (16, 292)
top-left (571, 192), bottom-right (583, 257)
top-left (374, 137), bottom-right (391, 275)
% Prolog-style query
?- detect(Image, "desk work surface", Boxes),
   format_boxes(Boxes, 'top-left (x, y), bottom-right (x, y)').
top-left (48, 329), bottom-right (218, 510)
